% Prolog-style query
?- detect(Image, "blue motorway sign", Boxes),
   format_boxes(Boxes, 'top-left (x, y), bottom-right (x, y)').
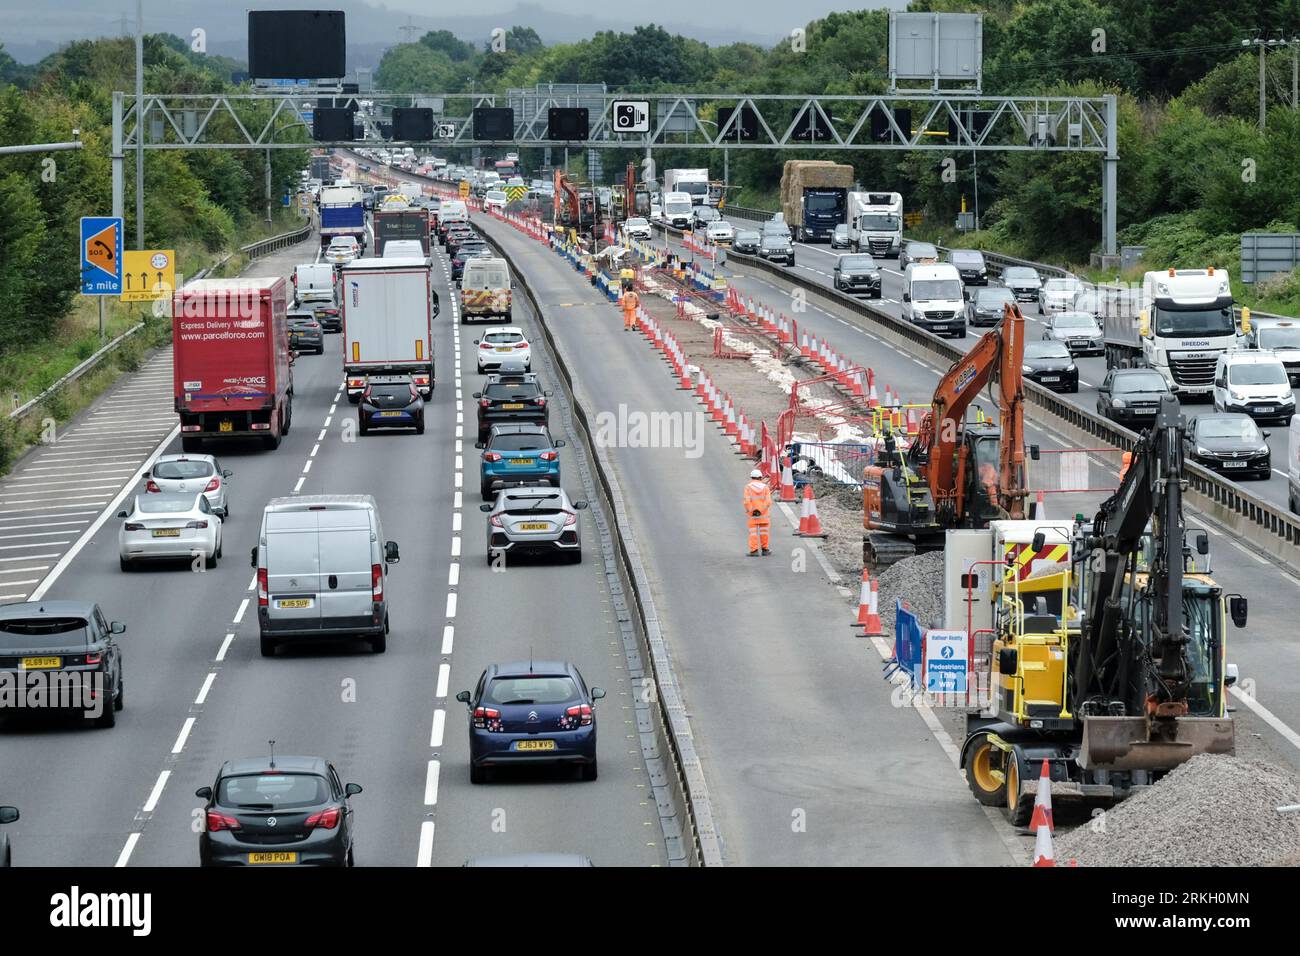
top-left (80, 216), bottom-right (123, 295)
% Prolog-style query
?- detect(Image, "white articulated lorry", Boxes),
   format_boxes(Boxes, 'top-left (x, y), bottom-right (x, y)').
top-left (341, 257), bottom-right (440, 403)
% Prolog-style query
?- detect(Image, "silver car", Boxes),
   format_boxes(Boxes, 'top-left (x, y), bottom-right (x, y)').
top-left (1042, 310), bottom-right (1103, 356)
top-left (118, 492), bottom-right (222, 571)
top-left (1038, 277), bottom-right (1084, 313)
top-left (479, 485), bottom-right (588, 564)
top-left (147, 454), bottom-right (231, 517)
top-left (1001, 266), bottom-right (1042, 304)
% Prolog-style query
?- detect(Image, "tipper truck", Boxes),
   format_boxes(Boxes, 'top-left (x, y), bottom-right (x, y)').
top-left (1100, 267), bottom-right (1238, 399)
top-left (319, 184), bottom-right (366, 251)
top-left (781, 160), bottom-right (854, 243)
top-left (342, 257), bottom-right (440, 403)
top-left (173, 277), bottom-right (294, 452)
top-left (373, 207), bottom-right (431, 256)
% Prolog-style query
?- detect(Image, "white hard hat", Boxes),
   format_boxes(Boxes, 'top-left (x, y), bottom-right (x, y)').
top-left (750, 469), bottom-right (763, 479)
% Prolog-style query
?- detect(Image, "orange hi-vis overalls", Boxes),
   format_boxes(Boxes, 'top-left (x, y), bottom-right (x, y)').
top-left (744, 478), bottom-right (773, 554)
top-left (622, 289), bottom-right (640, 330)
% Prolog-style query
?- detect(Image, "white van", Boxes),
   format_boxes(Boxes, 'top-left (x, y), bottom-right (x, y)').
top-left (902, 263), bottom-right (968, 339)
top-left (662, 191), bottom-right (694, 229)
top-left (253, 495), bottom-right (400, 657)
top-left (382, 239), bottom-right (428, 260)
top-left (460, 256), bottom-right (512, 323)
top-left (1247, 318), bottom-right (1300, 385)
top-left (1212, 351), bottom-right (1295, 424)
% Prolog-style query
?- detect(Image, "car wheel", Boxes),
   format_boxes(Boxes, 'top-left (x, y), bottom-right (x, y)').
top-left (581, 759), bottom-right (598, 781)
top-left (346, 847), bottom-right (355, 867)
top-left (569, 548), bottom-right (583, 565)
top-left (347, 392), bottom-right (361, 405)
top-left (359, 420), bottom-right (369, 436)
top-left (282, 398), bottom-right (292, 434)
top-left (205, 550), bottom-right (218, 569)
top-left (215, 538), bottom-right (223, 560)
top-left (415, 417), bottom-right (425, 435)
top-left (119, 556), bottom-right (131, 572)
top-left (1068, 383), bottom-right (1079, 393)
top-left (470, 763), bottom-right (489, 784)
top-left (964, 733), bottom-right (1006, 807)
top-left (263, 432), bottom-right (281, 450)
top-left (260, 636), bottom-right (277, 658)
top-left (481, 480), bottom-right (493, 501)
top-left (95, 700), bottom-right (116, 728)
top-left (114, 671), bottom-right (124, 711)
top-left (370, 630), bottom-right (386, 653)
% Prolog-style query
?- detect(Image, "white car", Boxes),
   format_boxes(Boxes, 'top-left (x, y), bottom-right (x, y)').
top-left (705, 220), bottom-right (735, 244)
top-left (623, 217), bottom-right (652, 241)
top-left (117, 492), bottom-right (222, 571)
top-left (324, 237), bottom-right (360, 265)
top-left (146, 454), bottom-right (232, 518)
top-left (1038, 277), bottom-right (1085, 313)
top-left (649, 202), bottom-right (662, 221)
top-left (484, 189), bottom-right (508, 211)
top-left (476, 326), bottom-right (532, 374)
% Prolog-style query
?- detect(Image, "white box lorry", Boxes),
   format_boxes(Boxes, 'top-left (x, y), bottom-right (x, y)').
top-left (849, 191), bottom-right (904, 258)
top-left (341, 257), bottom-right (440, 402)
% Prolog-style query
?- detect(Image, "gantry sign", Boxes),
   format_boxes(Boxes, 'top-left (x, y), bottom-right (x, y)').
top-left (111, 89), bottom-right (1119, 252)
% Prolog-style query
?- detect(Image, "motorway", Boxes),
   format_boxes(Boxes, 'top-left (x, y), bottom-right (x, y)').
top-left (0, 228), bottom-right (666, 867)
top-left (721, 214), bottom-right (1300, 511)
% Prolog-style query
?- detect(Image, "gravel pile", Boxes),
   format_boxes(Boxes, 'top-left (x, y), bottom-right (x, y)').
top-left (876, 550), bottom-right (946, 637)
top-left (1055, 754), bottom-right (1300, 867)
top-left (811, 492), bottom-right (864, 576)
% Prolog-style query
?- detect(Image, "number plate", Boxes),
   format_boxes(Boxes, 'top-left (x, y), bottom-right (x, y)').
top-left (1040, 376), bottom-right (1060, 382)
top-left (248, 852), bottom-right (298, 864)
top-left (1256, 406), bottom-right (1274, 414)
top-left (277, 598), bottom-right (312, 608)
top-left (515, 739), bottom-right (556, 751)
top-left (219, 421), bottom-right (234, 433)
top-left (495, 347), bottom-right (513, 352)
top-left (1222, 460), bottom-right (1247, 468)
top-left (1069, 340), bottom-right (1088, 348)
top-left (501, 403), bottom-right (525, 410)
top-left (20, 657), bottom-right (61, 670)
top-left (508, 458), bottom-right (532, 465)
top-left (376, 411), bottom-right (403, 417)
top-left (518, 522), bottom-right (550, 531)
top-left (152, 528), bottom-right (181, 537)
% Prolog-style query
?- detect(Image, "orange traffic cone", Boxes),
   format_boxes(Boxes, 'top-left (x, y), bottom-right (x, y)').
top-left (855, 573), bottom-right (883, 635)
top-left (867, 369), bottom-right (879, 408)
top-left (798, 484), bottom-right (827, 537)
top-left (779, 457), bottom-right (797, 503)
top-left (1034, 490), bottom-right (1048, 520)
top-left (1029, 759), bottom-right (1054, 833)
top-left (1032, 821), bottom-right (1056, 867)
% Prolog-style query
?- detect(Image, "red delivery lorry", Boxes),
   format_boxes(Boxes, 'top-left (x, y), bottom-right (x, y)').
top-left (173, 277), bottom-right (294, 452)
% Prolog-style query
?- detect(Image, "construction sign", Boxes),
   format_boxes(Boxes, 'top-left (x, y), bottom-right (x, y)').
top-left (903, 212), bottom-right (924, 228)
top-left (1002, 540), bottom-right (1070, 581)
top-left (80, 216), bottom-right (123, 295)
top-left (458, 180), bottom-right (471, 198)
top-left (504, 184), bottom-right (527, 203)
top-left (120, 250), bottom-right (176, 303)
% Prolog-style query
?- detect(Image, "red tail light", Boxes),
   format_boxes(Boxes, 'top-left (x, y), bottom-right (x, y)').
top-left (185, 520), bottom-right (208, 529)
top-left (479, 342), bottom-right (492, 350)
top-left (566, 703), bottom-right (593, 726)
top-left (562, 510), bottom-right (578, 527)
top-left (305, 806), bottom-right (342, 830)
top-left (124, 522), bottom-right (144, 531)
top-left (483, 452), bottom-right (502, 462)
top-left (84, 652), bottom-right (103, 665)
top-left (205, 478), bottom-right (220, 492)
top-left (206, 810), bottom-right (241, 832)
top-left (533, 398), bottom-right (547, 407)
top-left (371, 563), bottom-right (383, 601)
top-left (145, 480), bottom-right (160, 493)
top-left (257, 567), bottom-right (268, 606)
top-left (539, 451), bottom-right (558, 461)
top-left (472, 706), bottom-right (501, 729)
top-left (479, 398), bottom-right (490, 408)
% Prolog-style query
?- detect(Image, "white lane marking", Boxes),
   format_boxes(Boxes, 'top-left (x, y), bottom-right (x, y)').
top-left (424, 760), bottom-right (441, 805)
top-left (232, 599), bottom-right (249, 624)
top-left (441, 625), bottom-right (454, 654)
top-left (247, 575), bottom-right (256, 591)
top-left (454, 455), bottom-right (463, 471)
top-left (310, 443), bottom-right (320, 457)
top-left (416, 821), bottom-right (435, 867)
top-left (324, 416), bottom-right (332, 428)
top-left (293, 476), bottom-right (306, 494)
top-left (317, 429), bottom-right (326, 442)
top-left (448, 562), bottom-right (459, 586)
top-left (0, 578), bottom-right (39, 588)
top-left (142, 770), bottom-right (170, 813)
top-left (1231, 686), bottom-right (1300, 751)
top-left (452, 513), bottom-right (461, 532)
top-left (216, 633), bottom-right (235, 661)
top-left (453, 492), bottom-right (462, 509)
top-left (445, 592), bottom-right (457, 619)
top-left (28, 426), bottom-right (178, 601)
top-left (303, 460), bottom-right (312, 474)
top-left (195, 672), bottom-right (217, 705)
top-left (430, 709), bottom-right (446, 748)
top-left (453, 472), bottom-right (462, 489)
top-left (455, 425), bottom-right (463, 438)
top-left (114, 833), bottom-right (141, 868)
top-left (435, 662), bottom-right (450, 698)
top-left (451, 536), bottom-right (461, 557)
top-left (455, 439), bottom-right (462, 454)
top-left (0, 566), bottom-right (50, 575)
top-left (171, 717), bottom-right (196, 754)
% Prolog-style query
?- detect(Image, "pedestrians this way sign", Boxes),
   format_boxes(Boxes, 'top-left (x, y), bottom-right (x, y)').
top-left (923, 629), bottom-right (968, 693)
top-left (80, 216), bottom-right (123, 295)
top-left (120, 249), bottom-right (176, 303)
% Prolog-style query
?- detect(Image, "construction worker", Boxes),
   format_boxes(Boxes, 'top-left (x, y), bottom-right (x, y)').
top-left (620, 270), bottom-right (640, 331)
top-left (744, 468), bottom-right (773, 556)
top-left (1120, 450), bottom-right (1133, 480)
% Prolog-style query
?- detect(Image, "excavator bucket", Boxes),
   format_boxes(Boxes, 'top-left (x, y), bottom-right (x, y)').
top-left (1080, 716), bottom-right (1235, 771)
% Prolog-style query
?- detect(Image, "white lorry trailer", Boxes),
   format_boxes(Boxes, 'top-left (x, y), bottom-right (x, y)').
top-left (341, 257), bottom-right (440, 402)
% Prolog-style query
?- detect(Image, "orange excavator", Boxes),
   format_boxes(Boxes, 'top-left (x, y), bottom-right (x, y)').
top-left (553, 168), bottom-right (583, 227)
top-left (863, 302), bottom-right (1031, 569)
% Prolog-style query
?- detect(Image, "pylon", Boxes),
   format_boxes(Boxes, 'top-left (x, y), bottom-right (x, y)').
top-left (1029, 759), bottom-right (1054, 833)
top-left (1034, 490), bottom-right (1048, 520)
top-left (797, 484), bottom-right (827, 537)
top-left (855, 573), bottom-right (882, 634)
top-left (779, 457), bottom-right (796, 502)
top-left (1032, 821), bottom-right (1056, 867)
top-left (868, 369), bottom-right (879, 407)
top-left (724, 397), bottom-right (740, 438)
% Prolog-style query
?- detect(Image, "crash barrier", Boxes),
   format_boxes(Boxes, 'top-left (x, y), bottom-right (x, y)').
top-left (716, 243), bottom-right (1300, 573)
top-left (886, 600), bottom-right (924, 683)
top-left (476, 223), bottom-right (722, 867)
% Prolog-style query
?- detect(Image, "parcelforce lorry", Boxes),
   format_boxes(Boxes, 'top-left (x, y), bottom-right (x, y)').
top-left (1100, 267), bottom-right (1237, 399)
top-left (373, 208), bottom-right (431, 256)
top-left (780, 160), bottom-right (854, 242)
top-left (663, 169), bottom-right (709, 206)
top-left (849, 191), bottom-right (904, 258)
top-left (342, 257), bottom-right (440, 402)
top-left (319, 184), bottom-right (366, 251)
top-left (173, 277), bottom-right (293, 452)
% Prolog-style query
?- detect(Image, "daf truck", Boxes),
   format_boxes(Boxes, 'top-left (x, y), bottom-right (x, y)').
top-left (780, 160), bottom-right (854, 243)
top-left (849, 191), bottom-right (904, 258)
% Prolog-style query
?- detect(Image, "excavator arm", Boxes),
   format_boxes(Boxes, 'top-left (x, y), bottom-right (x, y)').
top-left (554, 169), bottom-right (582, 227)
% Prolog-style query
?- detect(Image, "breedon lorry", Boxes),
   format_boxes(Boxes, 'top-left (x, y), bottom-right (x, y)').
top-left (342, 257), bottom-right (440, 402)
top-left (173, 277), bottom-right (294, 452)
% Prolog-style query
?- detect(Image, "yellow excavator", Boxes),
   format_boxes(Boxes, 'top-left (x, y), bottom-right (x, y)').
top-left (961, 394), bottom-right (1247, 823)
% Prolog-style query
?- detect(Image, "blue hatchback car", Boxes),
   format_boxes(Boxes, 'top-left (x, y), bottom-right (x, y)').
top-left (477, 423), bottom-right (563, 500)
top-left (455, 661), bottom-right (605, 783)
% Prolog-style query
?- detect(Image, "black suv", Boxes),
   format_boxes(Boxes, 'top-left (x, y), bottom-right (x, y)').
top-left (475, 371), bottom-right (553, 442)
top-left (833, 254), bottom-right (881, 297)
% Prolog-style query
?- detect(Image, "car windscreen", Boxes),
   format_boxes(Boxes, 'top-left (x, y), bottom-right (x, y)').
top-left (0, 617), bottom-right (90, 649)
top-left (217, 773), bottom-right (329, 810)
top-left (1197, 418), bottom-right (1261, 440)
top-left (840, 256), bottom-right (876, 270)
top-left (367, 384), bottom-right (414, 404)
top-left (137, 495), bottom-right (198, 513)
top-left (1044, 279), bottom-right (1081, 292)
top-left (1228, 362), bottom-right (1288, 386)
top-left (951, 252), bottom-right (984, 266)
top-left (489, 434), bottom-right (548, 451)
top-left (1114, 372), bottom-right (1168, 393)
top-left (1025, 342), bottom-right (1071, 360)
top-left (696, 208), bottom-right (719, 221)
top-left (1258, 327), bottom-right (1300, 349)
top-left (1054, 314), bottom-right (1096, 328)
top-left (485, 676), bottom-right (579, 705)
top-left (154, 460), bottom-right (214, 480)
top-left (484, 332), bottom-right (523, 344)
top-left (912, 279), bottom-right (962, 301)
top-left (858, 214), bottom-right (899, 230)
top-left (484, 382), bottom-right (540, 400)
top-left (1004, 268), bottom-right (1039, 283)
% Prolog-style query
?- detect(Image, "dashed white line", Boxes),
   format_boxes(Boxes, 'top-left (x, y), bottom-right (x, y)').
top-left (232, 599), bottom-right (249, 625)
top-left (142, 770), bottom-right (170, 813)
top-left (171, 717), bottom-right (196, 754)
top-left (445, 593), bottom-right (457, 619)
top-left (451, 536), bottom-right (461, 557)
top-left (430, 709), bottom-right (446, 747)
top-left (435, 663), bottom-right (451, 698)
top-left (195, 672), bottom-right (217, 706)
top-left (310, 443), bottom-right (320, 457)
top-left (441, 625), bottom-right (454, 654)
top-left (416, 821), bottom-right (435, 867)
top-left (423, 760), bottom-right (441, 805)
top-left (293, 476), bottom-right (306, 494)
top-left (115, 833), bottom-right (141, 868)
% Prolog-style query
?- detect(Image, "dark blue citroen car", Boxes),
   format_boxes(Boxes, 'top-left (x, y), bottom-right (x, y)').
top-left (456, 661), bottom-right (604, 783)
